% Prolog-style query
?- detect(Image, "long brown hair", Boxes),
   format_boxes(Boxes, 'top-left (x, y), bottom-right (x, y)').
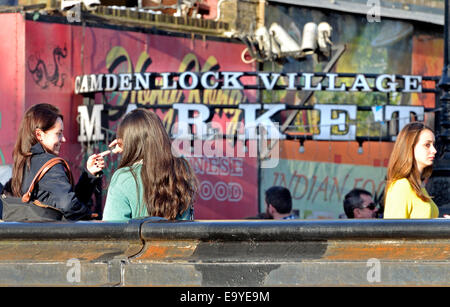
top-left (11, 103), bottom-right (63, 196)
top-left (385, 121), bottom-right (433, 202)
top-left (116, 108), bottom-right (198, 220)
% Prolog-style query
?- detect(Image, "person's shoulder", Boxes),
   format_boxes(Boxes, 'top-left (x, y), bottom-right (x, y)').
top-left (111, 167), bottom-right (131, 180)
top-left (31, 151), bottom-right (58, 165)
top-left (29, 143), bottom-right (57, 164)
top-left (390, 178), bottom-right (413, 191)
top-left (111, 166), bottom-right (140, 185)
top-left (29, 151), bottom-right (62, 175)
top-left (391, 178), bottom-right (410, 186)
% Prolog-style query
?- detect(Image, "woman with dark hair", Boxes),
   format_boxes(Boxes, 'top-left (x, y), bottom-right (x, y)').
top-left (383, 122), bottom-right (439, 219)
top-left (6, 103), bottom-right (105, 220)
top-left (102, 108), bottom-right (198, 221)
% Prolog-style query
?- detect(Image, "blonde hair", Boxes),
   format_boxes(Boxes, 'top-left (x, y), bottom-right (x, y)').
top-left (385, 122), bottom-right (433, 203)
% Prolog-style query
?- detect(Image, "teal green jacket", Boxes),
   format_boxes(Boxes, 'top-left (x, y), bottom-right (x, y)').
top-left (102, 163), bottom-right (193, 222)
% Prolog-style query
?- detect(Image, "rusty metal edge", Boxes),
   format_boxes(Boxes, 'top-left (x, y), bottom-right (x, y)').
top-left (0, 217), bottom-right (159, 241)
top-left (139, 219), bottom-right (450, 241)
top-left (1, 219), bottom-right (449, 241)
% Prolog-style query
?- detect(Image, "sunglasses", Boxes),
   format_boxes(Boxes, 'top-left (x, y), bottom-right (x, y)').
top-left (360, 202), bottom-right (377, 210)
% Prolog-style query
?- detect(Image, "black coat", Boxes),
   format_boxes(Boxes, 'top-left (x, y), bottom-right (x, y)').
top-left (18, 143), bottom-right (101, 220)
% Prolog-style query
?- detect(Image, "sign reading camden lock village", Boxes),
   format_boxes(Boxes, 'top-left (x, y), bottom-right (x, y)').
top-left (75, 71), bottom-right (430, 145)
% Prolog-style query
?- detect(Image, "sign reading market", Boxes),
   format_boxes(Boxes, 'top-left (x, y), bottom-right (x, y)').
top-left (75, 71), bottom-right (430, 143)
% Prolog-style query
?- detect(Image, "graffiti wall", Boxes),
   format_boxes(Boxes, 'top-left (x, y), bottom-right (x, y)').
top-left (260, 140), bottom-right (392, 218)
top-left (258, 4), bottom-right (442, 218)
top-left (0, 13), bottom-right (25, 167)
top-left (0, 6), bottom-right (443, 219)
top-left (1, 13), bottom-right (258, 219)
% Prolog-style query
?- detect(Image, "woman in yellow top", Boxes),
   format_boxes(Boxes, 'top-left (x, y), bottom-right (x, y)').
top-left (384, 122), bottom-right (439, 219)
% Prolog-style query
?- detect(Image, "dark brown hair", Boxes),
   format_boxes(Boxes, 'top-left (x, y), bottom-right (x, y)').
top-left (116, 108), bottom-right (198, 220)
top-left (11, 103), bottom-right (63, 196)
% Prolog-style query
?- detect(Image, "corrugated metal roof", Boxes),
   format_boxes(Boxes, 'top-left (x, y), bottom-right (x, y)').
top-left (269, 0), bottom-right (444, 25)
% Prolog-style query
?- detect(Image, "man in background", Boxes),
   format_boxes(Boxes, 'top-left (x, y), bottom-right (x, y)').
top-left (342, 188), bottom-right (379, 219)
top-left (265, 186), bottom-right (298, 220)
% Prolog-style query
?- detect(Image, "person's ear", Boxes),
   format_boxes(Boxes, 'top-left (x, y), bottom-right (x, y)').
top-left (268, 204), bottom-right (275, 215)
top-left (353, 208), bottom-right (360, 218)
top-left (35, 129), bottom-right (44, 142)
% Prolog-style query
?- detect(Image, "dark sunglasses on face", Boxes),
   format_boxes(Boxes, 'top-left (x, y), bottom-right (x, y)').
top-left (360, 202), bottom-right (377, 210)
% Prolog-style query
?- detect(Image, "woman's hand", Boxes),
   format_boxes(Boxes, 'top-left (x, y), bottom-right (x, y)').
top-left (86, 153), bottom-right (105, 176)
top-left (108, 139), bottom-right (123, 154)
top-left (86, 139), bottom-right (122, 175)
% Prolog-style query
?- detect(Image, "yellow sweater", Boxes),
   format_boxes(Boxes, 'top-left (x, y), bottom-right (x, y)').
top-left (384, 178), bottom-right (439, 219)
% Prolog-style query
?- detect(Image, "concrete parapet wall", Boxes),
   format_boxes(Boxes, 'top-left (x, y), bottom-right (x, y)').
top-left (0, 219), bottom-right (449, 286)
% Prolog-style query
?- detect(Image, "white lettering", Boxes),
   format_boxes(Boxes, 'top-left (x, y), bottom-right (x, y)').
top-left (239, 104), bottom-right (286, 140)
top-left (161, 72), bottom-right (177, 90)
top-left (384, 105), bottom-right (424, 139)
top-left (314, 104), bottom-right (357, 140)
top-left (134, 72), bottom-right (151, 90)
top-left (286, 73), bottom-right (297, 90)
top-left (79, 75), bottom-right (89, 93)
top-left (179, 71), bottom-right (198, 90)
top-left (403, 75), bottom-right (422, 93)
top-left (119, 73), bottom-right (133, 91)
top-left (74, 76), bottom-right (82, 94)
top-left (303, 73), bottom-right (322, 91)
top-left (200, 71), bottom-right (219, 89)
top-left (73, 72), bottom-right (425, 93)
top-left (259, 73), bottom-right (281, 90)
top-left (77, 104), bottom-right (105, 142)
top-left (104, 74), bottom-right (118, 91)
top-left (349, 74), bottom-right (371, 92)
top-left (90, 74), bottom-right (104, 92)
top-left (222, 72), bottom-right (244, 90)
top-left (326, 73), bottom-right (346, 91)
top-left (375, 74), bottom-right (397, 92)
top-left (173, 103), bottom-right (210, 139)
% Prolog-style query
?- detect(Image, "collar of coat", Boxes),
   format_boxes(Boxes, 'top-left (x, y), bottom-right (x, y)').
top-left (30, 142), bottom-right (46, 155)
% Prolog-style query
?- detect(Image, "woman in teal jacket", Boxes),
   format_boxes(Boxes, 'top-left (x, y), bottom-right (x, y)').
top-left (102, 108), bottom-right (198, 221)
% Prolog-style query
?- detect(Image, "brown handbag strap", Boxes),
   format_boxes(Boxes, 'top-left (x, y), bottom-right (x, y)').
top-left (21, 157), bottom-right (74, 203)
